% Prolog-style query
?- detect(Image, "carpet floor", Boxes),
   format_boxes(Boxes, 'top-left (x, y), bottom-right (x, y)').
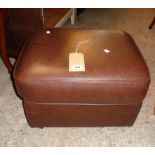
top-left (0, 8), bottom-right (155, 146)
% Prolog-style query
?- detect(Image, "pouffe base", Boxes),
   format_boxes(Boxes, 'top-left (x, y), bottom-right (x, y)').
top-left (24, 101), bottom-right (142, 127)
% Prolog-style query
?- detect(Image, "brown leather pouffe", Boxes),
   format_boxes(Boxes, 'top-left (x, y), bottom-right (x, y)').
top-left (13, 29), bottom-right (150, 127)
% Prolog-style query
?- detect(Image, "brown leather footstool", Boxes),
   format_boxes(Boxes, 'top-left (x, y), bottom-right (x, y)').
top-left (13, 29), bottom-right (150, 127)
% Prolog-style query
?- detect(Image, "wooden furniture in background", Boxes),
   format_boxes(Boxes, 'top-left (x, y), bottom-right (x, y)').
top-left (42, 8), bottom-right (76, 27)
top-left (6, 9), bottom-right (42, 58)
top-left (6, 8), bottom-right (77, 59)
top-left (0, 9), bottom-right (13, 73)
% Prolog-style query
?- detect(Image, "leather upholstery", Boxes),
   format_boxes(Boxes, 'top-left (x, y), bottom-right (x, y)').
top-left (14, 29), bottom-right (150, 103)
top-left (24, 100), bottom-right (142, 127)
top-left (13, 29), bottom-right (150, 127)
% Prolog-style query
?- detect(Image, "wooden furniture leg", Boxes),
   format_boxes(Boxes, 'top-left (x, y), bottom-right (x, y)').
top-left (149, 17), bottom-right (155, 29)
top-left (71, 8), bottom-right (77, 25)
top-left (0, 9), bottom-right (13, 73)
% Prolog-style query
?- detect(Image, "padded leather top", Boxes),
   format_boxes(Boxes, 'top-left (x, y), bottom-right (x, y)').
top-left (13, 29), bottom-right (150, 103)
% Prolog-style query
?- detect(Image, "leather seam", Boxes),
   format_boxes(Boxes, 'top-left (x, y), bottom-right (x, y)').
top-left (15, 79), bottom-right (150, 84)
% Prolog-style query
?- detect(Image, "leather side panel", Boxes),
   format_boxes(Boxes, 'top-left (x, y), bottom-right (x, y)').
top-left (24, 100), bottom-right (142, 127)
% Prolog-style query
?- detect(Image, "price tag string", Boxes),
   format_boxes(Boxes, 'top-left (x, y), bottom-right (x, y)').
top-left (75, 40), bottom-right (89, 54)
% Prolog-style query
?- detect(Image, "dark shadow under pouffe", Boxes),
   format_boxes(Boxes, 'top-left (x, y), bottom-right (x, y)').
top-left (13, 29), bottom-right (150, 127)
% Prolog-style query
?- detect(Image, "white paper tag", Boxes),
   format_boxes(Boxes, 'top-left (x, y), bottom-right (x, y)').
top-left (69, 53), bottom-right (85, 72)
